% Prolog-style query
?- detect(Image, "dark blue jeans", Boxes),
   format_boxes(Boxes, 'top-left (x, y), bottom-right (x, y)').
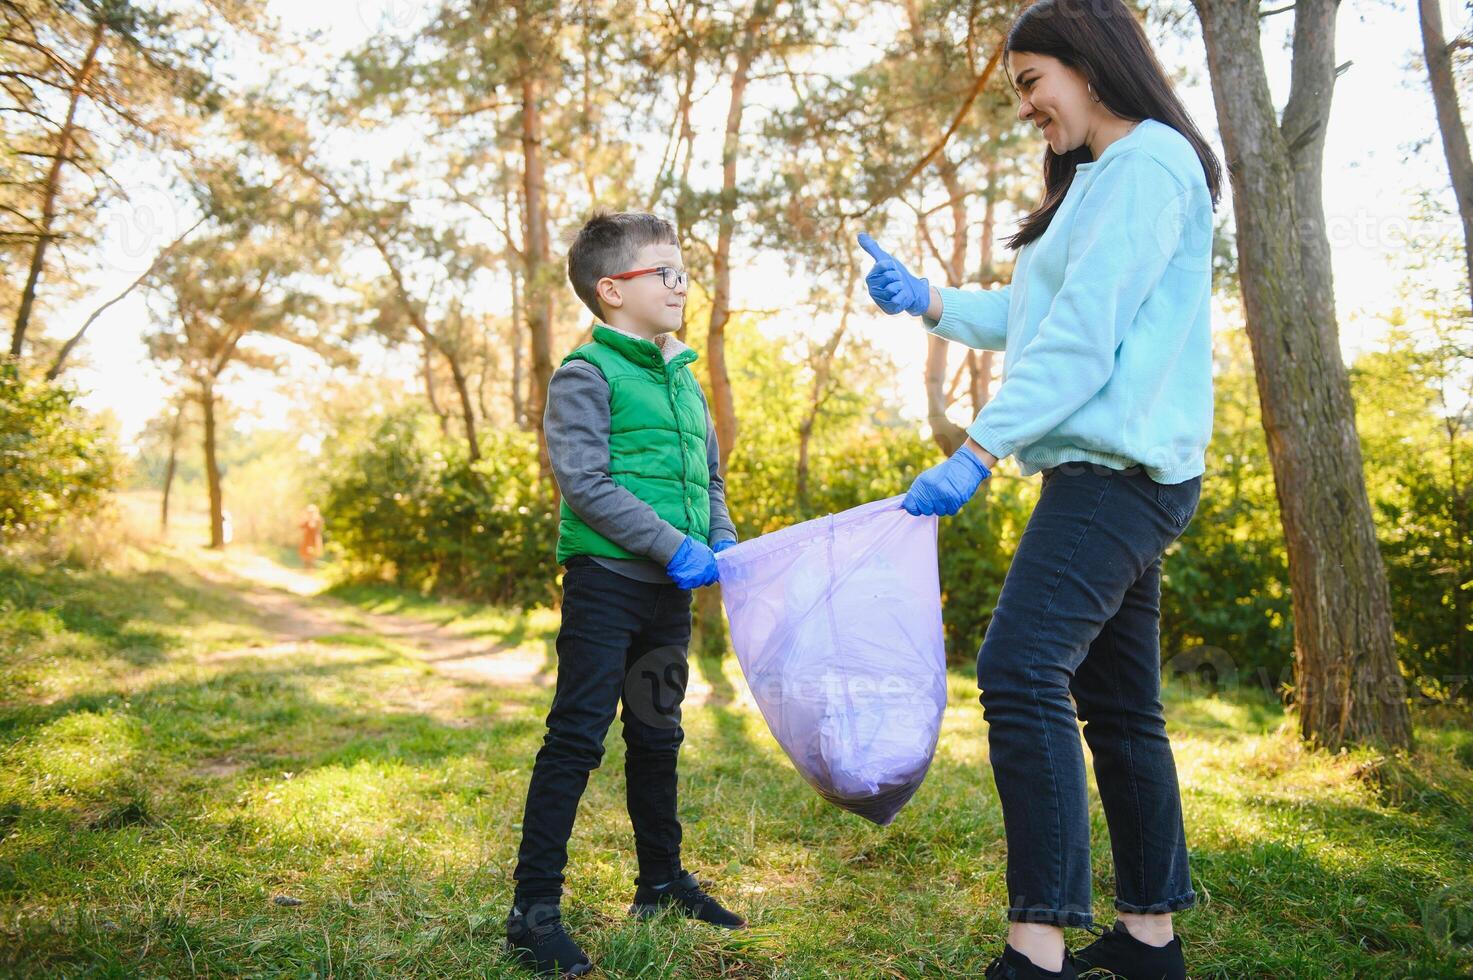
top-left (977, 461), bottom-right (1201, 929)
top-left (512, 556), bottom-right (692, 903)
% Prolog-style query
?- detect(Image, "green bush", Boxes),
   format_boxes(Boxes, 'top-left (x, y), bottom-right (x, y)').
top-left (304, 318), bottom-right (1472, 701)
top-left (935, 477), bottom-right (1034, 666)
top-left (315, 408), bottom-right (557, 608)
top-left (0, 361), bottom-right (121, 541)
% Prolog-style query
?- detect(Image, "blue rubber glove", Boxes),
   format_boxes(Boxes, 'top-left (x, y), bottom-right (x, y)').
top-left (712, 539), bottom-right (737, 554)
top-left (903, 444), bottom-right (992, 517)
top-left (858, 232), bottom-right (931, 317)
top-left (666, 536), bottom-right (719, 588)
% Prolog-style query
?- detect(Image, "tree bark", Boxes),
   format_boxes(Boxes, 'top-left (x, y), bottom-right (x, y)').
top-left (10, 20), bottom-right (104, 359)
top-left (1418, 0), bottom-right (1473, 309)
top-left (160, 400), bottom-right (184, 531)
top-left (1194, 0), bottom-right (1411, 749)
top-left (502, 179), bottom-right (529, 429)
top-left (520, 64), bottom-right (556, 489)
top-left (705, 5), bottom-right (770, 471)
top-left (424, 340), bottom-right (450, 436)
top-left (200, 380), bottom-right (225, 550)
top-left (443, 342), bottom-right (481, 459)
top-left (918, 168), bottom-right (968, 455)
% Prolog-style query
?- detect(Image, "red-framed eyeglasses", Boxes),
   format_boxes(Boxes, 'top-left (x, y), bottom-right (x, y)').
top-left (606, 266), bottom-right (689, 290)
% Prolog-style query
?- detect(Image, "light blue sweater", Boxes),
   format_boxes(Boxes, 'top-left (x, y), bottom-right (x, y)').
top-left (923, 118), bottom-right (1214, 485)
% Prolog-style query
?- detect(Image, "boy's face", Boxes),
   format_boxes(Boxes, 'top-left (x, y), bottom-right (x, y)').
top-left (597, 241), bottom-right (687, 337)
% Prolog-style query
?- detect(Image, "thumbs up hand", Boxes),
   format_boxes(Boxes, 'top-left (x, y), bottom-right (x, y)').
top-left (858, 232), bottom-right (932, 317)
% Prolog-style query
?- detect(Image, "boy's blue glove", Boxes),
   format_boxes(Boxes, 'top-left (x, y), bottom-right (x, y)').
top-left (712, 539), bottom-right (736, 554)
top-left (666, 536), bottom-right (720, 589)
top-left (858, 232), bottom-right (931, 317)
top-left (903, 444), bottom-right (992, 517)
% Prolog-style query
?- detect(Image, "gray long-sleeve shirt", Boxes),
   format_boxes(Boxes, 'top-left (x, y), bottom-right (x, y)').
top-left (545, 340), bottom-right (737, 584)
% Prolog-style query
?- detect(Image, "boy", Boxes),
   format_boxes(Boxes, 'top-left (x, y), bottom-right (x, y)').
top-left (505, 211), bottom-right (744, 977)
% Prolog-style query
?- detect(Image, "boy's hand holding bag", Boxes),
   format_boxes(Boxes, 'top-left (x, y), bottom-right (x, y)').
top-left (666, 535), bottom-right (720, 589)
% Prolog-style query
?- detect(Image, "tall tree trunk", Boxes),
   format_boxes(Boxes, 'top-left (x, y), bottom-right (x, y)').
top-left (913, 167), bottom-right (972, 453)
top-left (443, 343), bottom-right (481, 461)
top-left (1418, 0), bottom-right (1473, 309)
top-left (201, 381), bottom-right (225, 550)
top-left (424, 341), bottom-right (450, 436)
top-left (511, 270), bottom-right (527, 429)
top-left (1194, 0), bottom-right (1411, 749)
top-left (10, 21), bottom-right (104, 359)
top-left (477, 321), bottom-right (492, 425)
top-left (671, 45), bottom-right (699, 347)
top-left (1446, 414), bottom-right (1469, 675)
top-left (160, 400), bottom-right (184, 531)
top-left (696, 6), bottom-right (772, 661)
top-left (520, 65), bottom-right (556, 489)
top-left (503, 180), bottom-right (529, 429)
top-left (924, 335), bottom-right (967, 455)
top-left (706, 0), bottom-right (774, 470)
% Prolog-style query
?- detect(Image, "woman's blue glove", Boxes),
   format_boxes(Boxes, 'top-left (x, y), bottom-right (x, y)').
top-left (712, 538), bottom-right (737, 554)
top-left (666, 536), bottom-right (719, 588)
top-left (858, 232), bottom-right (931, 317)
top-left (903, 444), bottom-right (992, 516)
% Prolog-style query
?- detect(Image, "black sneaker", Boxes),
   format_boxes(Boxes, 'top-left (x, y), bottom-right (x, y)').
top-left (1073, 920), bottom-right (1185, 980)
top-left (504, 901), bottom-right (592, 977)
top-left (983, 943), bottom-right (1079, 979)
top-left (629, 870), bottom-right (746, 929)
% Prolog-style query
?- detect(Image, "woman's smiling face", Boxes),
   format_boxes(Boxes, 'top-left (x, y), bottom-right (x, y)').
top-left (1008, 51), bottom-right (1096, 156)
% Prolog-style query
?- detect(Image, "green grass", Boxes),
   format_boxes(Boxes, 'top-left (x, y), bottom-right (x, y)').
top-left (2, 550), bottom-right (1471, 977)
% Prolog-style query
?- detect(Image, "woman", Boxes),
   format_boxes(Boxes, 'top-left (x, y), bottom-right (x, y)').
top-left (297, 504), bottom-right (324, 570)
top-left (859, 3), bottom-right (1221, 978)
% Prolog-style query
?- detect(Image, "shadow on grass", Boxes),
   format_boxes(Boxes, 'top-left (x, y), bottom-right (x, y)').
top-left (0, 646), bottom-right (558, 975)
top-left (6, 553), bottom-right (1472, 977)
top-left (0, 558), bottom-right (309, 691)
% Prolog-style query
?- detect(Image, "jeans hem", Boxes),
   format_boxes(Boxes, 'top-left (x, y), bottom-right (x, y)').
top-left (1005, 906), bottom-right (1096, 929)
top-left (512, 886), bottom-right (564, 906)
top-left (1113, 889), bottom-right (1196, 915)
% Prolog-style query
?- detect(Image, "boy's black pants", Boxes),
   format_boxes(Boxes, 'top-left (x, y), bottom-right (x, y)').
top-left (512, 555), bottom-right (692, 903)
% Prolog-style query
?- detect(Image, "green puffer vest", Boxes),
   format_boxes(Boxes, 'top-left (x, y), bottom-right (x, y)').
top-left (555, 324), bottom-right (711, 564)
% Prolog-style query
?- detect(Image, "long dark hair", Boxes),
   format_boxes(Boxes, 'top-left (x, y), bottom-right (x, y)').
top-left (1003, 0), bottom-right (1222, 251)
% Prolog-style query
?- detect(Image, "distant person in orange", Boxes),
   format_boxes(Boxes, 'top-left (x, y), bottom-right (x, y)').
top-left (297, 504), bottom-right (324, 570)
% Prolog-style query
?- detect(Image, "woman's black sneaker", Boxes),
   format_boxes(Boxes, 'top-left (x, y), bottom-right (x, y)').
top-left (1073, 920), bottom-right (1185, 980)
top-left (628, 871), bottom-right (746, 929)
top-left (504, 901), bottom-right (592, 977)
top-left (983, 943), bottom-right (1079, 979)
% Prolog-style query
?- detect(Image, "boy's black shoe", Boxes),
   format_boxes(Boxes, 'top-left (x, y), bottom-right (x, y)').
top-left (1072, 920), bottom-right (1185, 980)
top-left (629, 871), bottom-right (746, 929)
top-left (983, 944), bottom-right (1079, 979)
top-left (504, 901), bottom-right (592, 977)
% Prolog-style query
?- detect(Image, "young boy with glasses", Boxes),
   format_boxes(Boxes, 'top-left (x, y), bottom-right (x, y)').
top-left (504, 210), bottom-right (745, 977)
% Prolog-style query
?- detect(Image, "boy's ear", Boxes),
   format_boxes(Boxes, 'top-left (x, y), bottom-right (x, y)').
top-left (594, 276), bottom-right (624, 314)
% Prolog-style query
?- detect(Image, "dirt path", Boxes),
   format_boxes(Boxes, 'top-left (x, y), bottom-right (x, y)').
top-left (185, 548), bottom-right (555, 687)
top-left (183, 547), bottom-right (742, 707)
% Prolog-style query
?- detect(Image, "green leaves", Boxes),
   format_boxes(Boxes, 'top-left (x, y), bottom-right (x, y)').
top-left (0, 363), bottom-right (122, 540)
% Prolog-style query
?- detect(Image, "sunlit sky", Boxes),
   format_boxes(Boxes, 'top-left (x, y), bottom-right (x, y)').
top-left (62, 0), bottom-right (1468, 452)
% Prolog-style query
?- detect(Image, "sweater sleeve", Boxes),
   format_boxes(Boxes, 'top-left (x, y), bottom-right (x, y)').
top-left (922, 283), bottom-right (1012, 351)
top-left (700, 389), bottom-right (737, 546)
top-left (544, 361), bottom-right (688, 565)
top-left (967, 151), bottom-right (1188, 460)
